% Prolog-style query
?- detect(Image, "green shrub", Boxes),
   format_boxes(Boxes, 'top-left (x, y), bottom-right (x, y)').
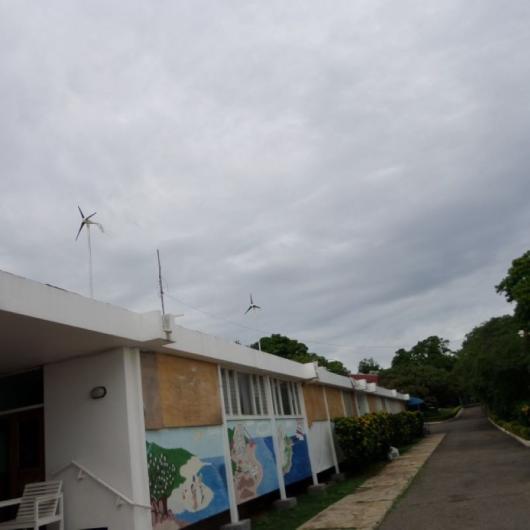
top-left (335, 411), bottom-right (424, 470)
top-left (493, 416), bottom-right (530, 440)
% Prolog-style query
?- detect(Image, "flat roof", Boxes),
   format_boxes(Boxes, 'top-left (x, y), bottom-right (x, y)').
top-left (0, 269), bottom-right (408, 400)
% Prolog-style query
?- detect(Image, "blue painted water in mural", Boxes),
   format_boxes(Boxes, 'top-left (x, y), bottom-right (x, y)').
top-left (284, 435), bottom-right (312, 485)
top-left (254, 436), bottom-right (279, 496)
top-left (177, 456), bottom-right (229, 524)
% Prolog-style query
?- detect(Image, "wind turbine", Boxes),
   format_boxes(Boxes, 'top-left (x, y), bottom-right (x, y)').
top-left (245, 293), bottom-right (262, 351)
top-left (75, 206), bottom-right (104, 298)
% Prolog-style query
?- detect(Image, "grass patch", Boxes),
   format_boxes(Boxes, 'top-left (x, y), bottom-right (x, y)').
top-left (251, 438), bottom-right (424, 530)
top-left (491, 416), bottom-right (530, 440)
top-left (251, 453), bottom-right (410, 530)
top-left (251, 463), bottom-right (385, 530)
top-left (424, 406), bottom-right (461, 422)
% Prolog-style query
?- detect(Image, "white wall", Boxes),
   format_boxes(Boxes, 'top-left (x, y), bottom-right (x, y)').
top-left (307, 420), bottom-right (335, 473)
top-left (44, 347), bottom-right (151, 530)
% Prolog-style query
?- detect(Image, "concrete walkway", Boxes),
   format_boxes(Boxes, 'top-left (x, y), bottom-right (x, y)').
top-left (379, 406), bottom-right (530, 530)
top-left (298, 434), bottom-right (445, 530)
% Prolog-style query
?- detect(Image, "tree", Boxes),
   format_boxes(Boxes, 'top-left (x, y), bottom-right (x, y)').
top-left (454, 315), bottom-right (530, 418)
top-left (358, 357), bottom-right (381, 374)
top-left (391, 336), bottom-right (455, 371)
top-left (379, 336), bottom-right (460, 406)
top-left (146, 442), bottom-right (191, 516)
top-left (496, 250), bottom-right (530, 329)
top-left (251, 334), bottom-right (350, 376)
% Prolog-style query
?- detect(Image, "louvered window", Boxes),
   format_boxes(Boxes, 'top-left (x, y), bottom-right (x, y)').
top-left (220, 368), bottom-right (268, 417)
top-left (270, 378), bottom-right (302, 416)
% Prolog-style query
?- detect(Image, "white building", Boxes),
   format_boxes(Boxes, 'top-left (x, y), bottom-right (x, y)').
top-left (0, 270), bottom-right (408, 530)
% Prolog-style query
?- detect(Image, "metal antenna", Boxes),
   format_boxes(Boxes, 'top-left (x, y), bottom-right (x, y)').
top-left (157, 249), bottom-right (166, 316)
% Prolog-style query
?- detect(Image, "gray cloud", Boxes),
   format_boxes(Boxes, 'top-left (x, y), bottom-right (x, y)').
top-left (1, 1), bottom-right (529, 370)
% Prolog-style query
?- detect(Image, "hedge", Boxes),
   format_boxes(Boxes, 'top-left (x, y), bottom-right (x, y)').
top-left (334, 411), bottom-right (424, 470)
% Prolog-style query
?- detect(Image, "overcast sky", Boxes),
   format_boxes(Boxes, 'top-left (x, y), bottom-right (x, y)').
top-left (1, 1), bottom-right (530, 370)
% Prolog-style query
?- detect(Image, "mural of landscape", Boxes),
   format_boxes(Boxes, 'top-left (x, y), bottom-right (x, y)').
top-left (146, 426), bottom-right (229, 529)
top-left (276, 418), bottom-right (312, 485)
top-left (227, 420), bottom-right (279, 504)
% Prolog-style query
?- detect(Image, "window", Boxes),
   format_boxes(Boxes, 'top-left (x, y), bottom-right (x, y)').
top-left (220, 368), bottom-right (268, 417)
top-left (271, 378), bottom-right (302, 416)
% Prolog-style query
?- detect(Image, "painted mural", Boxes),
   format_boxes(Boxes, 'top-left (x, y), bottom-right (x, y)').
top-left (227, 420), bottom-right (279, 504)
top-left (146, 426), bottom-right (229, 529)
top-left (276, 418), bottom-right (312, 485)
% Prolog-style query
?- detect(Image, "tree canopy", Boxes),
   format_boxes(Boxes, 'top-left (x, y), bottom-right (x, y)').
top-left (358, 357), bottom-right (381, 374)
top-left (250, 334), bottom-right (350, 376)
top-left (379, 336), bottom-right (459, 407)
top-left (455, 315), bottom-right (530, 418)
top-left (496, 250), bottom-right (530, 329)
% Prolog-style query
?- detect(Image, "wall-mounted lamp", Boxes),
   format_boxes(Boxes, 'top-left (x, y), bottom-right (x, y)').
top-left (90, 386), bottom-right (107, 400)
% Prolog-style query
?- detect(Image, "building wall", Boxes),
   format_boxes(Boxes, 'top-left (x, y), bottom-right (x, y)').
top-left (45, 347), bottom-right (151, 530)
top-left (141, 355), bottom-right (407, 529)
top-left (141, 354), bottom-right (228, 529)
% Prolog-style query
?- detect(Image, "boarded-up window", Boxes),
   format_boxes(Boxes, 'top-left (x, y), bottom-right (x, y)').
top-left (326, 387), bottom-right (345, 419)
top-left (141, 353), bottom-right (222, 429)
top-left (343, 391), bottom-right (356, 417)
top-left (356, 392), bottom-right (370, 415)
top-left (303, 385), bottom-right (327, 425)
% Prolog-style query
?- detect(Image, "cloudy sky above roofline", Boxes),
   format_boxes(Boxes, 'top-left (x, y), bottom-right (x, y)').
top-left (1, 1), bottom-right (529, 370)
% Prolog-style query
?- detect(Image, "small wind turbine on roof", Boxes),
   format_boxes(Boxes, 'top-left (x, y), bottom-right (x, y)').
top-left (245, 293), bottom-right (261, 314)
top-left (75, 206), bottom-right (104, 298)
top-left (245, 293), bottom-right (262, 351)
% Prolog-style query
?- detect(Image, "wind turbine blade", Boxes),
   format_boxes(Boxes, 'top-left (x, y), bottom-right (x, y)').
top-left (86, 212), bottom-right (97, 220)
top-left (245, 306), bottom-right (252, 315)
top-left (78, 205), bottom-right (85, 218)
top-left (250, 293), bottom-right (253, 304)
top-left (95, 222), bottom-right (104, 233)
top-left (255, 305), bottom-right (261, 310)
top-left (75, 222), bottom-right (84, 241)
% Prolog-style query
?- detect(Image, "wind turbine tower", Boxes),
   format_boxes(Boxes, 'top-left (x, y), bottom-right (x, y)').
top-left (75, 206), bottom-right (104, 298)
top-left (245, 293), bottom-right (262, 351)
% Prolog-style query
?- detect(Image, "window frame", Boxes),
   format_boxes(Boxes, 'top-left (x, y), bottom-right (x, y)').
top-left (270, 377), bottom-right (303, 418)
top-left (220, 367), bottom-right (269, 419)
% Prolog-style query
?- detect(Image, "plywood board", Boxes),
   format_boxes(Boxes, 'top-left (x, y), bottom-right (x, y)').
top-left (157, 354), bottom-right (223, 428)
top-left (140, 352), bottom-right (163, 430)
top-left (343, 391), bottom-right (358, 417)
top-left (326, 387), bottom-right (345, 419)
top-left (302, 385), bottom-right (327, 425)
top-left (367, 394), bottom-right (383, 413)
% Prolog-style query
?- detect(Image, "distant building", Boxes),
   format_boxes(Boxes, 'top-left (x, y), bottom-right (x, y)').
top-left (352, 373), bottom-right (380, 384)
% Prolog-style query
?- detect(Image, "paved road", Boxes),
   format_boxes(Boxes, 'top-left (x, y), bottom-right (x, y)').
top-left (379, 406), bottom-right (530, 530)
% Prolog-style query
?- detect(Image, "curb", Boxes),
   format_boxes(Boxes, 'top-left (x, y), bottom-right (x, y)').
top-left (425, 406), bottom-right (463, 425)
top-left (488, 417), bottom-right (530, 448)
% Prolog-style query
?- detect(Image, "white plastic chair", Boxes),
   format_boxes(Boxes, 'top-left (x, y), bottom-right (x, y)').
top-left (0, 481), bottom-right (63, 530)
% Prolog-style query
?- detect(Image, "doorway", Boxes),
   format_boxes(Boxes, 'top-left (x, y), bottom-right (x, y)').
top-left (0, 370), bottom-right (44, 522)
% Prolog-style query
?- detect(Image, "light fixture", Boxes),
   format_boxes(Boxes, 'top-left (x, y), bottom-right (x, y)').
top-left (90, 386), bottom-right (107, 400)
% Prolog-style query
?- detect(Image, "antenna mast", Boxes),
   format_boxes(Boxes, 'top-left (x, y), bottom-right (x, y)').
top-left (157, 249), bottom-right (166, 315)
